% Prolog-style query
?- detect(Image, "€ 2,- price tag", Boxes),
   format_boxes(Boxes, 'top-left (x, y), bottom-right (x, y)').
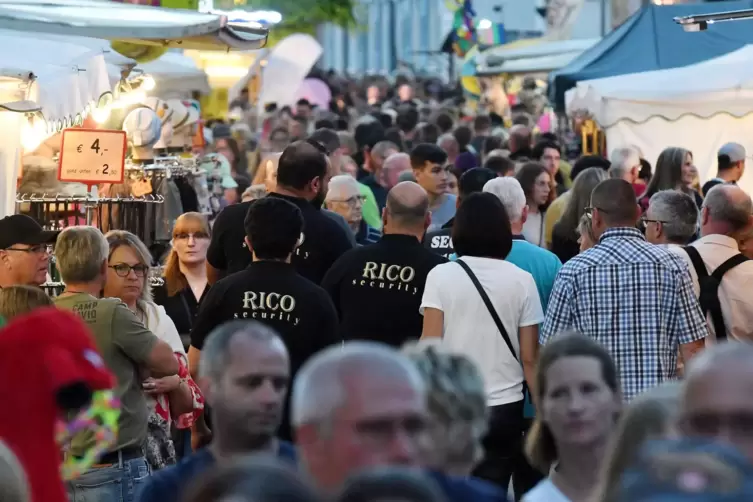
top-left (58, 129), bottom-right (127, 186)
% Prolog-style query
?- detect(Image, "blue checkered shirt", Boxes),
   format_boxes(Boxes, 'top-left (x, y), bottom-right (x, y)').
top-left (541, 227), bottom-right (708, 401)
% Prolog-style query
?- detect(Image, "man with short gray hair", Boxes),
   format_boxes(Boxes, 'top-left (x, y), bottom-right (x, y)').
top-left (140, 320), bottom-right (297, 502)
top-left (483, 178), bottom-right (562, 313)
top-left (292, 341), bottom-right (507, 501)
top-left (608, 147), bottom-right (641, 186)
top-left (325, 175), bottom-right (382, 245)
top-left (54, 226), bottom-right (178, 501)
top-left (673, 183), bottom-right (753, 341)
top-left (437, 133), bottom-right (459, 165)
top-left (644, 190), bottom-right (699, 247)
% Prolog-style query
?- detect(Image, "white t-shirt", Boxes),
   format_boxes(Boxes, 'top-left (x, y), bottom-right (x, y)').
top-left (522, 479), bottom-right (571, 502)
top-left (420, 256), bottom-right (544, 406)
top-left (522, 210), bottom-right (544, 247)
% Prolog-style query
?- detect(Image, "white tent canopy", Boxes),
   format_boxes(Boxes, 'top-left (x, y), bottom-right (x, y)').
top-left (0, 0), bottom-right (268, 51)
top-left (140, 52), bottom-right (210, 97)
top-left (566, 45), bottom-right (753, 127)
top-left (565, 45), bottom-right (753, 194)
top-left (477, 38), bottom-right (600, 75)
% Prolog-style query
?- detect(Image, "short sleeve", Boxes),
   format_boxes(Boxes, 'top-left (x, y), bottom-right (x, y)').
top-left (321, 252), bottom-right (351, 318)
top-left (189, 285), bottom-right (223, 351)
top-left (419, 266), bottom-right (445, 314)
top-left (110, 303), bottom-right (159, 365)
top-left (206, 207), bottom-right (228, 270)
top-left (519, 273), bottom-right (545, 327)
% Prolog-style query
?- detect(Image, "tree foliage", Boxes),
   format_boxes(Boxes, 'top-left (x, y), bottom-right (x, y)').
top-left (217, 0), bottom-right (357, 45)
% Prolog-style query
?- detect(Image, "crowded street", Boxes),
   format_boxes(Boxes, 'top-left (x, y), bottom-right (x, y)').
top-left (2, 0), bottom-right (753, 501)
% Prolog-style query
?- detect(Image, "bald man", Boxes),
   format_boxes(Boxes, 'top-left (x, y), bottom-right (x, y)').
top-left (292, 341), bottom-right (507, 501)
top-left (679, 342), bottom-right (753, 464)
top-left (322, 182), bottom-right (447, 348)
top-left (670, 183), bottom-right (753, 341)
top-left (507, 125), bottom-right (532, 161)
top-left (325, 175), bottom-right (383, 245)
top-left (382, 153), bottom-right (412, 190)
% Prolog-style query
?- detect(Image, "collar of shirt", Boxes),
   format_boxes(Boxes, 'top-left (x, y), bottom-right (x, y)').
top-left (267, 192), bottom-right (312, 211)
top-left (599, 226), bottom-right (645, 243)
top-left (380, 233), bottom-right (420, 245)
top-left (245, 260), bottom-right (296, 272)
top-left (694, 233), bottom-right (740, 250)
top-left (513, 234), bottom-right (525, 241)
top-left (441, 217), bottom-right (454, 230)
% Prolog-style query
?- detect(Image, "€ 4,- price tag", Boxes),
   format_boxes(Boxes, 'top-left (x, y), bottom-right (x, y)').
top-left (58, 129), bottom-right (127, 186)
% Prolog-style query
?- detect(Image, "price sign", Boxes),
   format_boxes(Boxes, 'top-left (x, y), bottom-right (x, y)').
top-left (58, 129), bottom-right (127, 186)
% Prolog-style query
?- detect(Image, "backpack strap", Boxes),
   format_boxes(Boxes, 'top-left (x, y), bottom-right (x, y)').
top-left (683, 246), bottom-right (749, 340)
top-left (683, 246), bottom-right (708, 280)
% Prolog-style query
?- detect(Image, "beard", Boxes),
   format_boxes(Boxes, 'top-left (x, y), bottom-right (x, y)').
top-left (312, 188), bottom-right (325, 209)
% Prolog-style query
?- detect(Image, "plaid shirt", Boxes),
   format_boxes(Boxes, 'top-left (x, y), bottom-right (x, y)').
top-left (541, 227), bottom-right (708, 400)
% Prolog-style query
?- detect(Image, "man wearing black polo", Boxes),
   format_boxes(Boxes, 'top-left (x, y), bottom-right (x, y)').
top-left (207, 140), bottom-right (354, 285)
top-left (423, 167), bottom-right (497, 258)
top-left (322, 182), bottom-right (446, 347)
top-left (191, 197), bottom-right (340, 440)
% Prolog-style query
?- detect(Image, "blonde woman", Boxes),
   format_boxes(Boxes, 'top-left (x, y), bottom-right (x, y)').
top-left (103, 230), bottom-right (204, 469)
top-left (403, 343), bottom-right (488, 477)
top-left (577, 213), bottom-right (597, 254)
top-left (594, 382), bottom-right (681, 502)
top-left (0, 285), bottom-right (53, 321)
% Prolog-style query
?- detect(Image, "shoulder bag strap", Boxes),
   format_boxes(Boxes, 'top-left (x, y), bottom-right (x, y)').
top-left (456, 259), bottom-right (519, 363)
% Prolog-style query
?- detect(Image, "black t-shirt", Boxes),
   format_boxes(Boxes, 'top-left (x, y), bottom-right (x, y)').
top-left (423, 218), bottom-right (455, 258)
top-left (190, 260), bottom-right (340, 440)
top-left (322, 234), bottom-right (447, 347)
top-left (153, 283), bottom-right (209, 348)
top-left (702, 178), bottom-right (735, 197)
top-left (206, 193), bottom-right (354, 284)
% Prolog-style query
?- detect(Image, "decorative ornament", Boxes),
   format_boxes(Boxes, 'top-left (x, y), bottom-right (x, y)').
top-left (56, 390), bottom-right (121, 481)
top-left (447, 0), bottom-right (477, 58)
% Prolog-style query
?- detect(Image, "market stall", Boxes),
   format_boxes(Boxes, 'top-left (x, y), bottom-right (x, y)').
top-left (549, 0), bottom-right (753, 112)
top-left (566, 45), bottom-right (753, 194)
top-left (140, 51), bottom-right (210, 98)
top-left (0, 0), bottom-right (269, 219)
top-left (476, 38), bottom-right (600, 76)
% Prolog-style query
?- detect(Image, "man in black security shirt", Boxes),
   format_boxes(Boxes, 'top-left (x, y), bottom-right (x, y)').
top-left (322, 181), bottom-right (447, 347)
top-left (190, 197), bottom-right (340, 440)
top-left (206, 140), bottom-right (354, 284)
top-left (423, 167), bottom-right (497, 258)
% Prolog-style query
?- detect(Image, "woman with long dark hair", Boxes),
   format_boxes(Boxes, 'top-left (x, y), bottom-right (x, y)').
top-left (516, 163), bottom-right (551, 247)
top-left (639, 147), bottom-right (701, 212)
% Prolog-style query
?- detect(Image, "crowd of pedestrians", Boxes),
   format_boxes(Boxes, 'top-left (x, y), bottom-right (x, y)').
top-left (2, 78), bottom-right (753, 502)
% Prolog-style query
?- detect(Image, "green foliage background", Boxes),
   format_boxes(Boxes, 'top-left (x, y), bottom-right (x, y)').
top-left (216, 0), bottom-right (357, 46)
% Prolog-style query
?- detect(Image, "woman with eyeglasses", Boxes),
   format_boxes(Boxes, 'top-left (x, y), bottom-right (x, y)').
top-left (104, 230), bottom-right (203, 471)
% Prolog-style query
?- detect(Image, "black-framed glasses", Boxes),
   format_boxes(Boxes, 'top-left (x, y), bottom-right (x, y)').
top-left (638, 216), bottom-right (669, 232)
top-left (109, 264), bottom-right (149, 278)
top-left (4, 244), bottom-right (52, 255)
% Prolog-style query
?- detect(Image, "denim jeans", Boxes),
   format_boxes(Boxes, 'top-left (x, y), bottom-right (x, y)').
top-left (66, 455), bottom-right (150, 502)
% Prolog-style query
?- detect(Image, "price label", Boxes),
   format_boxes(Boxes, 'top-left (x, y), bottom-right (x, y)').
top-left (58, 128), bottom-right (127, 186)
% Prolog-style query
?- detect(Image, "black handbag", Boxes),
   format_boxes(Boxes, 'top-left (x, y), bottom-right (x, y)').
top-left (456, 259), bottom-right (535, 417)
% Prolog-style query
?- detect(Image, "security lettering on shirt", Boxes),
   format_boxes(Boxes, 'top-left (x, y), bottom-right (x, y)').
top-left (356, 262), bottom-right (419, 295)
top-left (234, 291), bottom-right (300, 325)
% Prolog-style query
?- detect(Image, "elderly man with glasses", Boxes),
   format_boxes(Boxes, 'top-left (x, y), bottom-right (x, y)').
top-left (0, 215), bottom-right (58, 288)
top-left (325, 175), bottom-right (382, 246)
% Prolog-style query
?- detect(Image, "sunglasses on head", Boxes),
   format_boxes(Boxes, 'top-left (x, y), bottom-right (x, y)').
top-left (306, 138), bottom-right (330, 155)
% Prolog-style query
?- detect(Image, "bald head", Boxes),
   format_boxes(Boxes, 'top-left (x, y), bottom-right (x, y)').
top-left (680, 342), bottom-right (753, 463)
top-left (385, 181), bottom-right (429, 230)
top-left (382, 153), bottom-right (411, 190)
top-left (591, 178), bottom-right (640, 226)
top-left (290, 341), bottom-right (426, 428)
top-left (703, 183), bottom-right (752, 233)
